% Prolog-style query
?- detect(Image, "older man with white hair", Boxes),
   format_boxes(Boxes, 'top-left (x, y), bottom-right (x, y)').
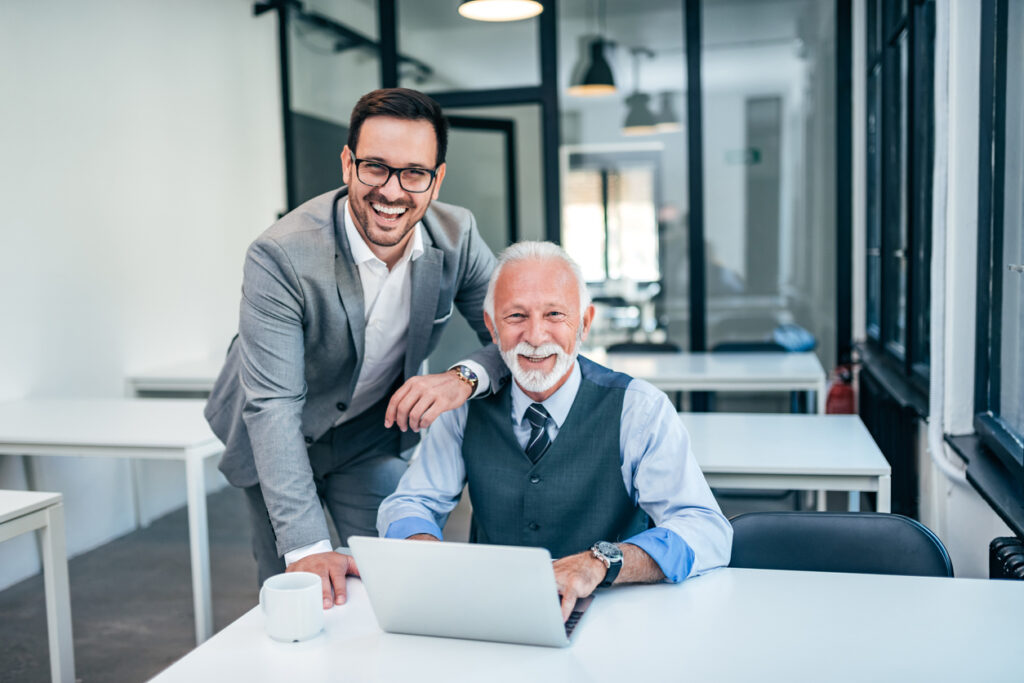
top-left (377, 241), bottom-right (732, 619)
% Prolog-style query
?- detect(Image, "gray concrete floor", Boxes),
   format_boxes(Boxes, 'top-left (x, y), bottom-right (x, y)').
top-left (0, 486), bottom-right (259, 683)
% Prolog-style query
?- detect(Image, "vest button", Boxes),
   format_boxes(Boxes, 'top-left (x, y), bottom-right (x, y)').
top-left (304, 436), bottom-right (313, 445)
top-left (336, 402), bottom-right (346, 411)
top-left (529, 475), bottom-right (541, 484)
top-left (528, 522), bottom-right (540, 531)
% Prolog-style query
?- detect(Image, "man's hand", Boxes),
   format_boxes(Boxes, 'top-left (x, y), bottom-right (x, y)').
top-left (552, 550), bottom-right (607, 623)
top-left (286, 551), bottom-right (360, 609)
top-left (385, 371), bottom-right (473, 432)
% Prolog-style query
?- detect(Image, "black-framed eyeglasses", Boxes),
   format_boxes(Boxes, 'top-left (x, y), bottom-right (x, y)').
top-left (353, 158), bottom-right (438, 193)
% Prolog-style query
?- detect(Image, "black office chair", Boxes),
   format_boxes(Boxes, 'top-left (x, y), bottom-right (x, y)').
top-left (729, 511), bottom-right (954, 578)
top-left (605, 341), bottom-right (682, 353)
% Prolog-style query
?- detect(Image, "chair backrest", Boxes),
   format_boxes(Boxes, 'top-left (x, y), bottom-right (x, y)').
top-left (711, 340), bottom-right (787, 353)
top-left (729, 511), bottom-right (954, 578)
top-left (605, 341), bottom-right (682, 353)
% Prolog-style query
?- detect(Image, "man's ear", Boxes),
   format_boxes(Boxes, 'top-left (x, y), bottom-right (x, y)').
top-left (579, 304), bottom-right (596, 343)
top-left (484, 311), bottom-right (498, 345)
top-left (341, 146), bottom-right (353, 186)
top-left (430, 162), bottom-right (447, 200)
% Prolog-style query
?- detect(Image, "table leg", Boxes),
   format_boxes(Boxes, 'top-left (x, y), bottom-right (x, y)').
top-left (815, 490), bottom-right (827, 512)
top-left (847, 491), bottom-right (861, 512)
top-left (185, 452), bottom-right (213, 644)
top-left (876, 474), bottom-right (892, 513)
top-left (41, 503), bottom-right (75, 683)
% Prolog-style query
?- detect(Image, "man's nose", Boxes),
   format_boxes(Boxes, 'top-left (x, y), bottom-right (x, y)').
top-left (522, 317), bottom-right (548, 346)
top-left (377, 171), bottom-right (406, 200)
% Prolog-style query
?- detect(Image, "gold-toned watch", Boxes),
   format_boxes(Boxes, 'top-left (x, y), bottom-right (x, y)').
top-left (449, 365), bottom-right (479, 393)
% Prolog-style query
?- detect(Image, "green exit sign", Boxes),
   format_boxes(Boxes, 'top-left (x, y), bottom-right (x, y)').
top-left (725, 148), bottom-right (762, 165)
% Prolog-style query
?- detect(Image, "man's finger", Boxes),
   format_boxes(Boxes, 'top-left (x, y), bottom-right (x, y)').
top-left (560, 590), bottom-right (578, 623)
top-left (384, 383), bottom-right (412, 428)
top-left (407, 395), bottom-right (437, 432)
top-left (344, 555), bottom-right (360, 577)
top-left (329, 560), bottom-right (348, 605)
top-left (319, 572), bottom-right (333, 610)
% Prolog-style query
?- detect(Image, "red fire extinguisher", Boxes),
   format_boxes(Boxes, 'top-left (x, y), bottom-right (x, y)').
top-left (826, 364), bottom-right (856, 414)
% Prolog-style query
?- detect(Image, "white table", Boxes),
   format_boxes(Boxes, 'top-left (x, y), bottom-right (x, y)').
top-left (590, 349), bottom-right (828, 413)
top-left (683, 413), bottom-right (892, 512)
top-left (0, 490), bottom-right (74, 683)
top-left (126, 357), bottom-right (223, 397)
top-left (0, 399), bottom-right (224, 645)
top-left (151, 567), bottom-right (1024, 682)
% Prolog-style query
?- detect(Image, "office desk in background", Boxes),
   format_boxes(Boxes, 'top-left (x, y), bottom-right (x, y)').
top-left (590, 349), bottom-right (828, 413)
top-left (126, 357), bottom-right (223, 397)
top-left (0, 399), bottom-right (223, 645)
top-left (684, 413), bottom-right (892, 512)
top-left (0, 490), bottom-right (74, 683)
top-left (151, 567), bottom-right (1024, 682)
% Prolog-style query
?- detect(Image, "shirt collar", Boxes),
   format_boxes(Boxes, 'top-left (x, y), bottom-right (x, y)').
top-left (510, 360), bottom-right (582, 429)
top-left (344, 198), bottom-right (424, 267)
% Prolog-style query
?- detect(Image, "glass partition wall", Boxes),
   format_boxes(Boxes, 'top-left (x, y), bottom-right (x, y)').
top-left (261, 0), bottom-right (844, 382)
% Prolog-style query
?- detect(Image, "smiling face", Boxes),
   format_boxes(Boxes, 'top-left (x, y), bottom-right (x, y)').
top-left (484, 258), bottom-right (595, 402)
top-left (341, 115), bottom-right (446, 264)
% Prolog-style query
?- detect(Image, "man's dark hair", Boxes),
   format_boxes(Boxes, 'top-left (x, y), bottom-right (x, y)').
top-left (347, 88), bottom-right (448, 166)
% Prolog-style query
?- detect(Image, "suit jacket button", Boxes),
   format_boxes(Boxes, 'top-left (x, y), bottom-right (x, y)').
top-left (304, 436), bottom-right (313, 444)
top-left (528, 522), bottom-right (540, 531)
top-left (529, 475), bottom-right (541, 484)
top-left (336, 402), bottom-right (346, 411)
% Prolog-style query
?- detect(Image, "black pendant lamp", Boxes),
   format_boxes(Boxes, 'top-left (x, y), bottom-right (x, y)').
top-left (458, 0), bottom-right (543, 22)
top-left (622, 48), bottom-right (657, 135)
top-left (568, 0), bottom-right (616, 96)
top-left (655, 92), bottom-right (682, 132)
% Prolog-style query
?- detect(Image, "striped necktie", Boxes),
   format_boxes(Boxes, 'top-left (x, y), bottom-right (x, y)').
top-left (524, 403), bottom-right (552, 463)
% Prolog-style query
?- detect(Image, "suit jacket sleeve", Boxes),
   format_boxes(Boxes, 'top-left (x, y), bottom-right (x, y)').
top-left (452, 211), bottom-right (507, 393)
top-left (237, 237), bottom-right (329, 555)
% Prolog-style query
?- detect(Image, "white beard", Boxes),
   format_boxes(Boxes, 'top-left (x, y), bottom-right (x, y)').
top-left (500, 340), bottom-right (579, 394)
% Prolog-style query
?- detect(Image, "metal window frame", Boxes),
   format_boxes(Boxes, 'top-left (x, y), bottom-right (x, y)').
top-left (975, 0), bottom-right (1024, 479)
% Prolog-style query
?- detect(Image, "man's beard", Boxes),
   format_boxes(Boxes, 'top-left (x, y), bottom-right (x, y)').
top-left (499, 329), bottom-right (582, 394)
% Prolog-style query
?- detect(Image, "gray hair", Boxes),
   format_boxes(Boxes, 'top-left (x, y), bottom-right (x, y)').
top-left (483, 241), bottom-right (591, 322)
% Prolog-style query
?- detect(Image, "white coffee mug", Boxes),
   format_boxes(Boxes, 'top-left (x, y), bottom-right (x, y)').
top-left (259, 572), bottom-right (324, 642)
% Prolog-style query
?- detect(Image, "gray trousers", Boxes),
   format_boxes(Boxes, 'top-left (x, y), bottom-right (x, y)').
top-left (243, 396), bottom-right (411, 587)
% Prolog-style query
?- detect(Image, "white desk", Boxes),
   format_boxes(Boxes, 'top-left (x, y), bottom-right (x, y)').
top-left (126, 357), bottom-right (223, 396)
top-left (0, 490), bottom-right (74, 683)
top-left (683, 413), bottom-right (892, 512)
top-left (591, 349), bottom-right (828, 413)
top-left (151, 567), bottom-right (1024, 682)
top-left (0, 399), bottom-right (224, 645)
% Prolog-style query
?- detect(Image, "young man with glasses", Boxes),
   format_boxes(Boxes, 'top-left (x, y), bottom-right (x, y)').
top-left (205, 88), bottom-right (505, 608)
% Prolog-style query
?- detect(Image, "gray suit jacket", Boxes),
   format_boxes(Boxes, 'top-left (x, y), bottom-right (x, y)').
top-left (204, 186), bottom-right (504, 554)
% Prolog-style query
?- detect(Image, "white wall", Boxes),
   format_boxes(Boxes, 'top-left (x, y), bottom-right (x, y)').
top-left (0, 0), bottom-right (285, 590)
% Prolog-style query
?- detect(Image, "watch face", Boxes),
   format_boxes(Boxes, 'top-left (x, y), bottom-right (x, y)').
top-left (595, 541), bottom-right (622, 563)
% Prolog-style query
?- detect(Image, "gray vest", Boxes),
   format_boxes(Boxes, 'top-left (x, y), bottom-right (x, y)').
top-left (462, 356), bottom-right (648, 559)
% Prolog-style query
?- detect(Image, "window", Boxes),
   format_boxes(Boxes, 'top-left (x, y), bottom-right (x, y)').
top-left (975, 0), bottom-right (1024, 477)
top-left (864, 0), bottom-right (934, 388)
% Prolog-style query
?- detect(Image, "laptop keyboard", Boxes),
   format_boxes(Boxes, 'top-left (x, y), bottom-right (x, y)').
top-left (564, 609), bottom-right (584, 637)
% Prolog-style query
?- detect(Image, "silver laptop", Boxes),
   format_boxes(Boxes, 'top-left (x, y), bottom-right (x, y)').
top-left (348, 536), bottom-right (593, 648)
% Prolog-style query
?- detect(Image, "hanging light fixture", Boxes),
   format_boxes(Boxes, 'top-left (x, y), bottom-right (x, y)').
top-left (568, 0), bottom-right (616, 96)
top-left (458, 0), bottom-right (543, 22)
top-left (654, 91), bottom-right (682, 132)
top-left (622, 48), bottom-right (657, 135)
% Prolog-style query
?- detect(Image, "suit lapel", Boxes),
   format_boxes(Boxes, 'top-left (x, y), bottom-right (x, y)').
top-left (332, 193), bottom-right (367, 367)
top-left (406, 227), bottom-right (442, 379)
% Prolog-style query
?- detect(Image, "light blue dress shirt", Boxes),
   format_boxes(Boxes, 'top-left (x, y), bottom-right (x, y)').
top-left (377, 359), bottom-right (733, 581)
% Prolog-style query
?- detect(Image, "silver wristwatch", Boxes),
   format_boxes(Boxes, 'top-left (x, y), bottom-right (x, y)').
top-left (591, 541), bottom-right (623, 587)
